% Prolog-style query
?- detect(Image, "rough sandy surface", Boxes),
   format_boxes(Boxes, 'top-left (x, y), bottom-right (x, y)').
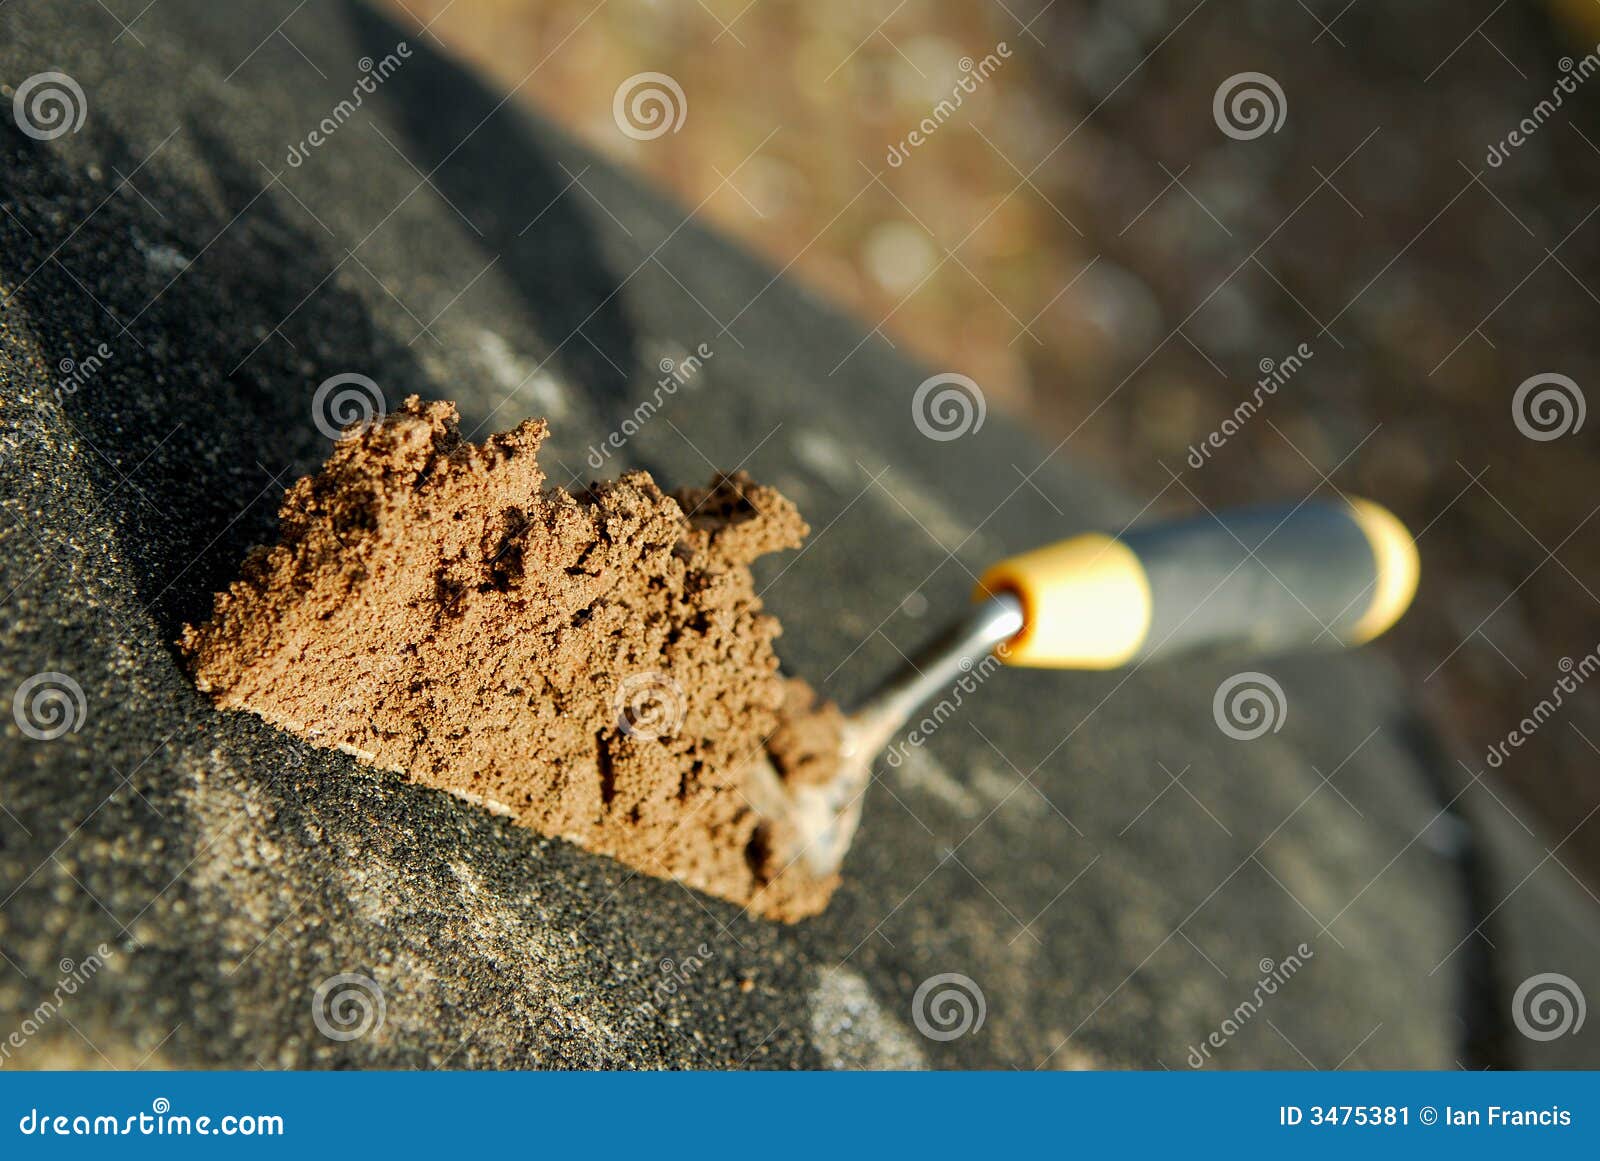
top-left (180, 397), bottom-right (839, 919)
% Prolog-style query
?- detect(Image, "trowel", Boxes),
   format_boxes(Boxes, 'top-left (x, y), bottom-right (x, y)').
top-left (745, 497), bottom-right (1420, 881)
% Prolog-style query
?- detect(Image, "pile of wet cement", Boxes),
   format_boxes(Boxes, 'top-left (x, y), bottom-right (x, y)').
top-left (180, 397), bottom-right (842, 920)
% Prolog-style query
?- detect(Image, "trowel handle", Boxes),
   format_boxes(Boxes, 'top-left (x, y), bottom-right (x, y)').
top-left (974, 498), bottom-right (1418, 669)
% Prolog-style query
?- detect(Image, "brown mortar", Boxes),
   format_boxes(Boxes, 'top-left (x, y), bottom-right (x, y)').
top-left (179, 397), bottom-right (842, 920)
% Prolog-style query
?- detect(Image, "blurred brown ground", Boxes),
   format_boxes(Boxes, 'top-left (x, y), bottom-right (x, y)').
top-left (381, 0), bottom-right (1600, 889)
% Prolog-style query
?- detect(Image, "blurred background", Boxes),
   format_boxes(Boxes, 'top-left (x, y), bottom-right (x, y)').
top-left (380, 0), bottom-right (1600, 889)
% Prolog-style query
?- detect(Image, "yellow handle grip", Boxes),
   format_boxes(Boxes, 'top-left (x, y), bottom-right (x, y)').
top-left (977, 533), bottom-right (1153, 669)
top-left (975, 498), bottom-right (1419, 669)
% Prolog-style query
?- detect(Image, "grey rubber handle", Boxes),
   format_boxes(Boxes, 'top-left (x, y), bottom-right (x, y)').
top-left (1124, 501), bottom-right (1382, 659)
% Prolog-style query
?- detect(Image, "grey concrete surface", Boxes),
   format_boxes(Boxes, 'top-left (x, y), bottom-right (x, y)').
top-left (0, 0), bottom-right (1595, 1068)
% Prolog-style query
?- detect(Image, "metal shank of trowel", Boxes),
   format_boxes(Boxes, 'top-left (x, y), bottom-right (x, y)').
top-left (770, 592), bottom-right (1024, 883)
top-left (845, 592), bottom-right (1025, 757)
